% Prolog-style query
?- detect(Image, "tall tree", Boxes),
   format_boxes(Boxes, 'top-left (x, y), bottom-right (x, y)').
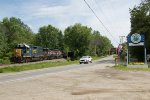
top-left (64, 23), bottom-right (92, 58)
top-left (89, 31), bottom-right (102, 56)
top-left (89, 31), bottom-right (113, 56)
top-left (35, 25), bottom-right (63, 50)
top-left (2, 17), bottom-right (34, 48)
top-left (0, 32), bottom-right (8, 58)
top-left (0, 17), bottom-right (34, 63)
top-left (99, 36), bottom-right (113, 55)
top-left (130, 0), bottom-right (150, 60)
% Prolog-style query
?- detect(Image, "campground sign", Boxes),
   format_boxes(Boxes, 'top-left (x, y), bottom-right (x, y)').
top-left (127, 33), bottom-right (148, 68)
top-left (127, 33), bottom-right (144, 46)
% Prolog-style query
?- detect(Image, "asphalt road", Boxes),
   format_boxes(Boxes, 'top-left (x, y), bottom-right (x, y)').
top-left (0, 56), bottom-right (114, 84)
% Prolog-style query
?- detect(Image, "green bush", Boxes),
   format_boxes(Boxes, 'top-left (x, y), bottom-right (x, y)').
top-left (67, 57), bottom-right (71, 62)
top-left (0, 59), bottom-right (3, 63)
top-left (0, 57), bottom-right (11, 64)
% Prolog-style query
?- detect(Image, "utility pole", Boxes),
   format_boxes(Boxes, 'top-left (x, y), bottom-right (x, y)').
top-left (119, 36), bottom-right (125, 44)
top-left (118, 36), bottom-right (125, 64)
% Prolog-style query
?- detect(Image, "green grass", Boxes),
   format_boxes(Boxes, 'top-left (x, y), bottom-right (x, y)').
top-left (114, 64), bottom-right (150, 71)
top-left (0, 60), bottom-right (78, 73)
top-left (0, 56), bottom-right (104, 73)
top-left (92, 56), bottom-right (104, 60)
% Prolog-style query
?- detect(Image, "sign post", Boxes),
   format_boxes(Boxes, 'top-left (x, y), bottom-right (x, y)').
top-left (127, 33), bottom-right (148, 68)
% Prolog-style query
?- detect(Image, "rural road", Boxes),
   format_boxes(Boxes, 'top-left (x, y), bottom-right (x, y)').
top-left (0, 56), bottom-right (113, 84)
top-left (1, 56), bottom-right (150, 100)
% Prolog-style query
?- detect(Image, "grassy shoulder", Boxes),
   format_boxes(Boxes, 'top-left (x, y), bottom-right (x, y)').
top-left (0, 56), bottom-right (103, 73)
top-left (0, 60), bottom-right (78, 73)
top-left (114, 64), bottom-right (150, 71)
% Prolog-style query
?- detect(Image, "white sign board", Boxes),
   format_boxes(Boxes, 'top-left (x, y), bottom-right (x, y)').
top-left (129, 42), bottom-right (144, 46)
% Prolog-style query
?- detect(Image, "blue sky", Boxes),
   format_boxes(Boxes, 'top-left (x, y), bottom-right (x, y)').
top-left (0, 0), bottom-right (141, 47)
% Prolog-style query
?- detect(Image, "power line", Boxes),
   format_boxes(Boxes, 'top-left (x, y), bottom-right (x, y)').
top-left (92, 0), bottom-right (120, 37)
top-left (83, 0), bottom-right (119, 44)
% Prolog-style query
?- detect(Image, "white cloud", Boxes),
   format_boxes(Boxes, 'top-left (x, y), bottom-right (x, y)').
top-left (20, 0), bottom-right (90, 18)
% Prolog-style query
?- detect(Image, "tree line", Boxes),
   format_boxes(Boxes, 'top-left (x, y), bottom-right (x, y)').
top-left (0, 17), bottom-right (113, 63)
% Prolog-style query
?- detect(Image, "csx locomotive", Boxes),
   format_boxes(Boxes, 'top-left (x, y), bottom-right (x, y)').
top-left (12, 44), bottom-right (63, 63)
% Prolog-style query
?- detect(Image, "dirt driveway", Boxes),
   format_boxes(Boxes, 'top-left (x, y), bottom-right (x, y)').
top-left (0, 57), bottom-right (150, 100)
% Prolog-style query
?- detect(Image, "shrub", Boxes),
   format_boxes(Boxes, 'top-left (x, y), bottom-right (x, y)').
top-left (67, 57), bottom-right (71, 62)
top-left (0, 57), bottom-right (11, 64)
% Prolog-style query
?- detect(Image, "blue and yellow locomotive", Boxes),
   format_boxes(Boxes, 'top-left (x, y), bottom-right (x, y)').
top-left (12, 44), bottom-right (63, 63)
top-left (13, 44), bottom-right (44, 62)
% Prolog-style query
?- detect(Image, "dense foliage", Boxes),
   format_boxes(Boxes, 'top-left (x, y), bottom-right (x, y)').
top-left (89, 31), bottom-right (112, 56)
top-left (0, 17), bottom-right (34, 63)
top-left (64, 23), bottom-right (92, 58)
top-left (35, 25), bottom-right (63, 50)
top-left (64, 23), bottom-right (113, 59)
top-left (129, 0), bottom-right (150, 61)
top-left (0, 17), bottom-right (113, 63)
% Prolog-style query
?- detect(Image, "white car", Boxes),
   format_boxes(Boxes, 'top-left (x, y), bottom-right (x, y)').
top-left (79, 56), bottom-right (92, 64)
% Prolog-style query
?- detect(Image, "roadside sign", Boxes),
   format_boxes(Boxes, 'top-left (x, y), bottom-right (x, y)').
top-left (127, 33), bottom-right (144, 46)
top-left (127, 33), bottom-right (147, 68)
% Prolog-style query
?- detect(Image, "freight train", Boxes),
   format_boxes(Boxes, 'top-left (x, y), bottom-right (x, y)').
top-left (12, 44), bottom-right (63, 63)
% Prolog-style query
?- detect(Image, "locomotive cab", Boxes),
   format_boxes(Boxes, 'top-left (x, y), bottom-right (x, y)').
top-left (13, 44), bottom-right (31, 62)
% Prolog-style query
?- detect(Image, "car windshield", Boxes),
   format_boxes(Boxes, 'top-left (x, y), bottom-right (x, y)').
top-left (82, 56), bottom-right (89, 58)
